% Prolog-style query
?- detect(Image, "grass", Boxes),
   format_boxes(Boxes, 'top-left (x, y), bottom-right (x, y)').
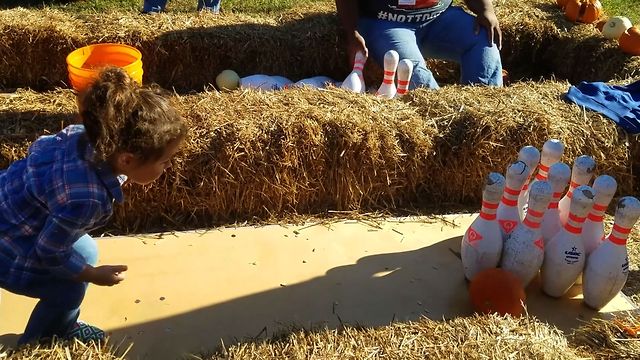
top-left (1, 0), bottom-right (639, 20)
top-left (0, 0), bottom-right (332, 13)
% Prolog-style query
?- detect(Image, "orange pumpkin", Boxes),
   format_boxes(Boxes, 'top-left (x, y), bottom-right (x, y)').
top-left (469, 268), bottom-right (526, 317)
top-left (619, 26), bottom-right (640, 56)
top-left (582, 0), bottom-right (603, 24)
top-left (556, 0), bottom-right (569, 8)
top-left (564, 0), bottom-right (603, 24)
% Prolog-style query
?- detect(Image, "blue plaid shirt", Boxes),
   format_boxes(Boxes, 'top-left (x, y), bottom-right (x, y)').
top-left (0, 125), bottom-right (124, 288)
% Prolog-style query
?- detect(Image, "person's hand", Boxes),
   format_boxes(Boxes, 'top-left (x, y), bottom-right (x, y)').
top-left (85, 265), bottom-right (128, 286)
top-left (346, 31), bottom-right (368, 68)
top-left (475, 9), bottom-right (502, 50)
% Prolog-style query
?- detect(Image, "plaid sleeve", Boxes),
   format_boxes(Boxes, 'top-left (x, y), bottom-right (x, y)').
top-left (35, 200), bottom-right (101, 278)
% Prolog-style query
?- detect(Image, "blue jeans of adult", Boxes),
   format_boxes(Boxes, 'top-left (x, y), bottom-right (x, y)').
top-left (1, 234), bottom-right (98, 345)
top-left (142, 0), bottom-right (220, 13)
top-left (357, 6), bottom-right (503, 90)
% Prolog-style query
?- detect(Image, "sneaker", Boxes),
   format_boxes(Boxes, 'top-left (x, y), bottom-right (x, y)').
top-left (65, 321), bottom-right (105, 343)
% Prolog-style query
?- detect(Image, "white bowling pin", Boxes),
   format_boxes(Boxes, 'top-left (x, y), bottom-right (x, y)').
top-left (271, 76), bottom-right (293, 89)
top-left (239, 74), bottom-right (280, 91)
top-left (461, 172), bottom-right (506, 281)
top-left (395, 59), bottom-right (413, 98)
top-left (376, 50), bottom-right (400, 99)
top-left (516, 145), bottom-right (541, 219)
top-left (533, 139), bottom-right (564, 183)
top-left (558, 155), bottom-right (596, 226)
top-left (293, 76), bottom-right (336, 89)
top-left (501, 180), bottom-right (553, 287)
top-left (541, 162), bottom-right (572, 245)
top-left (583, 196), bottom-right (640, 310)
top-left (583, 175), bottom-right (617, 255)
top-left (497, 161), bottom-right (529, 242)
top-left (341, 51), bottom-right (367, 93)
top-left (541, 185), bottom-right (594, 297)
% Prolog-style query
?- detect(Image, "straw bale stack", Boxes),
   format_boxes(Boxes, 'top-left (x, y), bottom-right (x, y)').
top-left (1, 81), bottom-right (637, 233)
top-left (211, 314), bottom-right (579, 359)
top-left (1, 0), bottom-right (639, 91)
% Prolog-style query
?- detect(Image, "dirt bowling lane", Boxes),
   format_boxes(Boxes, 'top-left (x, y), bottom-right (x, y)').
top-left (0, 215), bottom-right (636, 359)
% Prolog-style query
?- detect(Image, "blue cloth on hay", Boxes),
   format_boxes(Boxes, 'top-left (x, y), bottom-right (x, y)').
top-left (564, 80), bottom-right (640, 135)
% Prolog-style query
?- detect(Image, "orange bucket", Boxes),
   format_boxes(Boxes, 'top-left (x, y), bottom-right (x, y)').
top-left (66, 43), bottom-right (143, 93)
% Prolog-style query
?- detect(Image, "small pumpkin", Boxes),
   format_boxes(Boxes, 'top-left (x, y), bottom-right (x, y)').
top-left (619, 26), bottom-right (640, 56)
top-left (564, 0), bottom-right (582, 22)
top-left (564, 0), bottom-right (603, 24)
top-left (582, 0), bottom-right (603, 24)
top-left (469, 268), bottom-right (526, 317)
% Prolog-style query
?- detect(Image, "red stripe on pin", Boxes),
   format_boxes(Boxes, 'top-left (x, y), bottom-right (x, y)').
top-left (398, 80), bottom-right (409, 85)
top-left (612, 223), bottom-right (631, 235)
top-left (564, 223), bottom-right (582, 234)
top-left (569, 213), bottom-right (586, 223)
top-left (504, 187), bottom-right (520, 196)
top-left (535, 174), bottom-right (546, 181)
top-left (523, 218), bottom-right (540, 228)
top-left (479, 212), bottom-right (496, 220)
top-left (539, 164), bottom-right (549, 172)
top-left (587, 213), bottom-right (604, 222)
top-left (570, 181), bottom-right (580, 188)
top-left (527, 209), bottom-right (544, 218)
top-left (521, 183), bottom-right (529, 191)
top-left (548, 202), bottom-right (559, 209)
top-left (609, 234), bottom-right (627, 245)
top-left (552, 192), bottom-right (562, 198)
top-left (383, 79), bottom-right (393, 84)
top-left (567, 191), bottom-right (573, 199)
top-left (384, 71), bottom-right (395, 76)
top-left (593, 203), bottom-right (608, 212)
top-left (482, 201), bottom-right (499, 209)
top-left (501, 197), bottom-right (518, 207)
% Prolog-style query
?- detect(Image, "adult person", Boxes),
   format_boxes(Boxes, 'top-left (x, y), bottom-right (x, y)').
top-left (335, 0), bottom-right (503, 89)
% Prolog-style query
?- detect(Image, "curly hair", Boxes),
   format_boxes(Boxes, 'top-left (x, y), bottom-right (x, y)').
top-left (77, 67), bottom-right (187, 164)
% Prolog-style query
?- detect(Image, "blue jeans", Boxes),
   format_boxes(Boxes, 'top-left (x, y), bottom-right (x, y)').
top-left (358, 6), bottom-right (503, 89)
top-left (1, 234), bottom-right (98, 345)
top-left (143, 0), bottom-right (220, 12)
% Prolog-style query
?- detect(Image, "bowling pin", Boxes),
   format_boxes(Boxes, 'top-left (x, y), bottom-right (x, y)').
top-left (376, 50), bottom-right (400, 99)
top-left (497, 161), bottom-right (529, 242)
top-left (395, 59), bottom-right (413, 98)
top-left (522, 140), bottom-right (563, 213)
top-left (341, 51), bottom-right (367, 93)
top-left (461, 172), bottom-right (506, 281)
top-left (293, 76), bottom-right (336, 89)
top-left (583, 175), bottom-right (617, 255)
top-left (272, 76), bottom-right (293, 89)
top-left (541, 185), bottom-right (594, 297)
top-left (533, 139), bottom-right (564, 182)
top-left (239, 74), bottom-right (279, 91)
top-left (541, 162), bottom-right (572, 245)
top-left (501, 180), bottom-right (553, 287)
top-left (583, 196), bottom-right (640, 310)
top-left (558, 155), bottom-right (596, 226)
top-left (516, 145), bottom-right (541, 219)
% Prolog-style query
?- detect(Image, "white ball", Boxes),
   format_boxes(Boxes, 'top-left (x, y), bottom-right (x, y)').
top-left (602, 16), bottom-right (632, 40)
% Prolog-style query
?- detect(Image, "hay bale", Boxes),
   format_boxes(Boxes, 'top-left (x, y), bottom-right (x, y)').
top-left (0, 81), bottom-right (637, 233)
top-left (1, 1), bottom-right (639, 91)
top-left (211, 314), bottom-right (578, 359)
top-left (406, 80), bottom-right (635, 205)
top-left (570, 311), bottom-right (640, 359)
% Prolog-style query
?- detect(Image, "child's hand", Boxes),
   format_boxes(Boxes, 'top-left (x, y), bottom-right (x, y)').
top-left (85, 265), bottom-right (128, 286)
